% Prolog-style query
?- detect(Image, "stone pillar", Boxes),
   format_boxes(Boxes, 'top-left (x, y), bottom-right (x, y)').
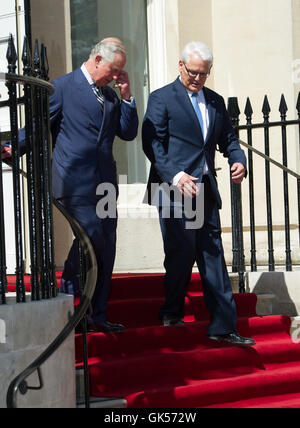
top-left (0, 295), bottom-right (75, 408)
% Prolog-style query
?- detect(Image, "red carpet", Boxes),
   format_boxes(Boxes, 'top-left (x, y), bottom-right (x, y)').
top-left (7, 272), bottom-right (300, 407)
top-left (74, 273), bottom-right (300, 408)
top-left (6, 272), bottom-right (62, 293)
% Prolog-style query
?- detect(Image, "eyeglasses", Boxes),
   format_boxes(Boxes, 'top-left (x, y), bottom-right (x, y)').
top-left (183, 63), bottom-right (210, 79)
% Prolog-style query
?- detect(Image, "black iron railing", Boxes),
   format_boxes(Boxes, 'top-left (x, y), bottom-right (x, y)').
top-left (6, 198), bottom-right (97, 408)
top-left (1, 35), bottom-right (96, 408)
top-left (228, 93), bottom-right (300, 291)
top-left (0, 34), bottom-right (56, 303)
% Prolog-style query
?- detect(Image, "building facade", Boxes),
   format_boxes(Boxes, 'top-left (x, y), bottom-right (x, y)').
top-left (1, 0), bottom-right (300, 273)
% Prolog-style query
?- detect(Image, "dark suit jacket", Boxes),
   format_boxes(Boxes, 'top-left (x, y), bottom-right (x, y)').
top-left (142, 77), bottom-right (246, 209)
top-left (50, 68), bottom-right (138, 201)
top-left (19, 67), bottom-right (138, 202)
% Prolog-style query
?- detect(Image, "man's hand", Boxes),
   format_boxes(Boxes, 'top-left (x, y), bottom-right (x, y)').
top-left (177, 173), bottom-right (199, 198)
top-left (1, 146), bottom-right (12, 160)
top-left (115, 71), bottom-right (132, 101)
top-left (231, 162), bottom-right (246, 184)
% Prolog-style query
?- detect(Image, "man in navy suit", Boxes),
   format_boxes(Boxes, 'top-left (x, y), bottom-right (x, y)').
top-left (54, 38), bottom-right (138, 333)
top-left (1, 38), bottom-right (139, 332)
top-left (142, 41), bottom-right (255, 347)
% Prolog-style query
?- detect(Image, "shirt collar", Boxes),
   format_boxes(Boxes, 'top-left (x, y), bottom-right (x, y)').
top-left (81, 63), bottom-right (94, 86)
top-left (179, 76), bottom-right (204, 100)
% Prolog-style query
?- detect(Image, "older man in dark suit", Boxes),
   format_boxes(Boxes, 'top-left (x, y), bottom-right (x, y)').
top-left (53, 38), bottom-right (138, 332)
top-left (2, 38), bottom-right (138, 333)
top-left (142, 41), bottom-right (255, 347)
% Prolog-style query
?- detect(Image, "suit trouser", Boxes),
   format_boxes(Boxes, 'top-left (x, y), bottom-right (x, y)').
top-left (158, 178), bottom-right (237, 336)
top-left (59, 197), bottom-right (117, 323)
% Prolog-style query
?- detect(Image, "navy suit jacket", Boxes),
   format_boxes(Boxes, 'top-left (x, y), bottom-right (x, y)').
top-left (142, 77), bottom-right (246, 209)
top-left (19, 67), bottom-right (138, 201)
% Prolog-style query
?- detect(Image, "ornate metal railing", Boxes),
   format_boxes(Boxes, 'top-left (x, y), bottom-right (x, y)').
top-left (228, 93), bottom-right (300, 291)
top-left (0, 34), bottom-right (56, 303)
top-left (6, 197), bottom-right (97, 408)
top-left (1, 35), bottom-right (96, 408)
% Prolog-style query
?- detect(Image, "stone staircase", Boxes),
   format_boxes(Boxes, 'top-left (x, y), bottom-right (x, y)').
top-left (74, 273), bottom-right (300, 408)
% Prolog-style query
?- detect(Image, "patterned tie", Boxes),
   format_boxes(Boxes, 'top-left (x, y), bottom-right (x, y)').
top-left (191, 92), bottom-right (204, 138)
top-left (92, 83), bottom-right (105, 110)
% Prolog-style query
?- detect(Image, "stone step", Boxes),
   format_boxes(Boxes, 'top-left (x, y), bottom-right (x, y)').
top-left (256, 293), bottom-right (277, 316)
top-left (76, 369), bottom-right (126, 408)
top-left (77, 396), bottom-right (126, 409)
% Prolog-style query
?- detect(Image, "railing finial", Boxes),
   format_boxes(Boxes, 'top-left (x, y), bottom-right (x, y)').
top-left (296, 92), bottom-right (300, 117)
top-left (228, 97), bottom-right (240, 128)
top-left (22, 36), bottom-right (32, 77)
top-left (262, 95), bottom-right (271, 121)
top-left (6, 34), bottom-right (18, 74)
top-left (279, 94), bottom-right (288, 119)
top-left (41, 44), bottom-right (49, 81)
top-left (33, 39), bottom-right (41, 78)
top-left (244, 97), bottom-right (253, 121)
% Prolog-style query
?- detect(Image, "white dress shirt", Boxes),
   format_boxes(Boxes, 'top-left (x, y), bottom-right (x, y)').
top-left (81, 63), bottom-right (94, 85)
top-left (172, 88), bottom-right (209, 185)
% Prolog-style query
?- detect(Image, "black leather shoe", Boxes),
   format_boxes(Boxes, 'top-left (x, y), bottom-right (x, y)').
top-left (162, 316), bottom-right (185, 327)
top-left (88, 321), bottom-right (126, 333)
top-left (208, 332), bottom-right (256, 347)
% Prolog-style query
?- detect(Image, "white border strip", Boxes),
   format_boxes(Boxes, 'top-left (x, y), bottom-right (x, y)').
top-left (147, 0), bottom-right (168, 92)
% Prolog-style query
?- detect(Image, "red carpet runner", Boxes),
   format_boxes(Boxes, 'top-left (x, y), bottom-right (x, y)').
top-left (8, 273), bottom-right (300, 407)
top-left (74, 273), bottom-right (300, 408)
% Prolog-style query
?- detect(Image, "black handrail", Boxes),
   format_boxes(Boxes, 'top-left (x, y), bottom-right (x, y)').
top-left (6, 196), bottom-right (98, 408)
top-left (2, 159), bottom-right (97, 408)
top-left (0, 71), bottom-right (54, 94)
top-left (238, 138), bottom-right (300, 180)
top-left (1, 35), bottom-right (97, 408)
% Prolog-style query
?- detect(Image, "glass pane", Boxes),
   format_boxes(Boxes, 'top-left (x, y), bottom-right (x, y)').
top-left (70, 0), bottom-right (99, 67)
top-left (70, 0), bottom-right (149, 184)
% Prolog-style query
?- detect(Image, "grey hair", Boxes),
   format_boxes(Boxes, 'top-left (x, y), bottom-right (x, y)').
top-left (181, 41), bottom-right (213, 65)
top-left (90, 39), bottom-right (127, 64)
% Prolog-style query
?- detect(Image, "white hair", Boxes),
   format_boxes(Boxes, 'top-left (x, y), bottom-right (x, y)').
top-left (90, 39), bottom-right (126, 64)
top-left (181, 41), bottom-right (213, 65)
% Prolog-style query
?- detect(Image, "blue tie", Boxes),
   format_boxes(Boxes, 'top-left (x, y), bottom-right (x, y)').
top-left (191, 92), bottom-right (204, 138)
